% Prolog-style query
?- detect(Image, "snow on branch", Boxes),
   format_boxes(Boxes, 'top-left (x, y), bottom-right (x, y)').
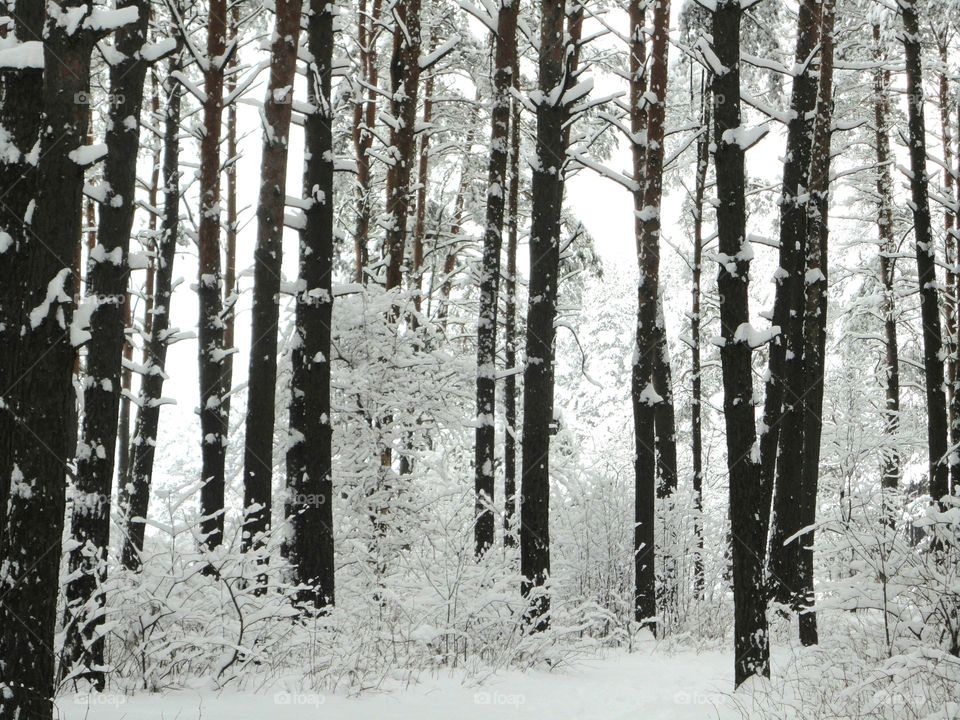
top-left (419, 34), bottom-right (460, 70)
top-left (568, 151), bottom-right (640, 192)
top-left (0, 41), bottom-right (43, 69)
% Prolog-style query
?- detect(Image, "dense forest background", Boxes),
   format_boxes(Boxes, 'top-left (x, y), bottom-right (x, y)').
top-left (1, 0), bottom-right (959, 718)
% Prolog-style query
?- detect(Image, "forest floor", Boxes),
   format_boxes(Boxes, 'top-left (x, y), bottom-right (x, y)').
top-left (58, 641), bottom-right (756, 719)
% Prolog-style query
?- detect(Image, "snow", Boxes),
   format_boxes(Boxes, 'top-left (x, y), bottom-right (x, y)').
top-left (29, 268), bottom-right (71, 330)
top-left (69, 144), bottom-right (109, 166)
top-left (58, 647), bottom-right (736, 720)
top-left (0, 231), bottom-right (12, 254)
top-left (733, 323), bottom-right (780, 348)
top-left (0, 41), bottom-right (43, 69)
top-left (720, 125), bottom-right (769, 151)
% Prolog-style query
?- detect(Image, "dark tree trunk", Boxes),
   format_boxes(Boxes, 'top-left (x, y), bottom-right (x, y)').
top-left (0, 0), bottom-right (43, 554)
top-left (628, 0), bottom-right (656, 629)
top-left (691, 79), bottom-right (710, 598)
top-left (221, 1), bottom-right (241, 425)
top-left (197, 0), bottom-right (230, 551)
top-left (286, 0), bottom-right (336, 609)
top-left (352, 0), bottom-right (382, 283)
top-left (0, 3), bottom-right (98, 716)
top-left (504, 87), bottom-right (522, 548)
top-left (712, 0), bottom-right (770, 687)
top-left (120, 44), bottom-right (184, 571)
top-left (767, 0), bottom-right (822, 605)
top-left (901, 0), bottom-right (950, 508)
top-left (520, 0), bottom-right (571, 632)
top-left (241, 0), bottom-right (302, 569)
top-left (475, 0), bottom-right (519, 558)
top-left (64, 0), bottom-right (151, 687)
top-left (383, 0), bottom-right (422, 291)
top-left (654, 298), bottom-right (678, 499)
top-left (631, 0), bottom-right (672, 632)
top-left (797, 0), bottom-right (836, 648)
top-left (873, 24), bottom-right (901, 501)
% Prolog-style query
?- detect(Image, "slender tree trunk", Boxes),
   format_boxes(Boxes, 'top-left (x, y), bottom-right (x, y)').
top-left (412, 52), bottom-right (435, 314)
top-left (520, 0), bottom-right (571, 631)
top-left (767, 0), bottom-right (822, 604)
top-left (712, 0), bottom-right (770, 687)
top-left (653, 299), bottom-right (678, 500)
top-left (198, 0), bottom-right (230, 551)
top-left (0, 3), bottom-right (98, 716)
top-left (691, 79), bottom-right (710, 598)
top-left (901, 0), bottom-right (949, 508)
top-left (938, 37), bottom-right (959, 491)
top-left (797, 0), bottom-right (836, 648)
top-left (287, 0), bottom-right (336, 609)
top-left (241, 0), bottom-right (302, 572)
top-left (221, 1), bottom-right (241, 425)
top-left (503, 86), bottom-right (522, 548)
top-left (0, 0), bottom-right (43, 554)
top-left (352, 0), bottom-right (381, 283)
top-left (873, 24), bottom-right (901, 501)
top-left (120, 44), bottom-right (185, 571)
top-left (64, 0), bottom-right (151, 687)
top-left (475, 0), bottom-right (519, 558)
top-left (383, 0), bottom-right (422, 291)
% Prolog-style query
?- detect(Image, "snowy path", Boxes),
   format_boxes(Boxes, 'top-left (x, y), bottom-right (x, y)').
top-left (59, 647), bottom-right (738, 720)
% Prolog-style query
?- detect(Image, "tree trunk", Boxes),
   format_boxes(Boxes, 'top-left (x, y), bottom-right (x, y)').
top-left (797, 0), bottom-right (836, 648)
top-left (412, 48), bottom-right (435, 314)
top-left (631, 0), bottom-right (672, 632)
top-left (197, 0), bottom-right (230, 551)
top-left (901, 0), bottom-right (949, 508)
top-left (712, 0), bottom-right (770, 687)
top-left (937, 36), bottom-right (959, 492)
top-left (475, 0), bottom-right (519, 558)
top-left (691, 78), bottom-right (710, 598)
top-left (767, 0), bottom-right (822, 604)
top-left (241, 0), bottom-right (302, 572)
top-left (504, 87), bottom-right (522, 548)
top-left (0, 0), bottom-right (43, 555)
top-left (873, 23), bottom-right (901, 502)
top-left (221, 1), bottom-right (241, 425)
top-left (383, 0), bottom-right (422, 291)
top-left (520, 0), bottom-right (571, 631)
top-left (64, 0), bottom-right (151, 687)
top-left (352, 0), bottom-right (382, 283)
top-left (0, 3), bottom-right (97, 716)
top-left (286, 0), bottom-right (336, 610)
top-left (120, 43), bottom-right (185, 571)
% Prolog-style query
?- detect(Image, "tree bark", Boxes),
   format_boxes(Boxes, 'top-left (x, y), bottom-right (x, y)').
top-left (197, 0), bottom-right (231, 551)
top-left (383, 0), bottom-right (422, 291)
top-left (901, 0), bottom-right (950, 508)
top-left (766, 0), bottom-right (822, 605)
top-left (504, 85), bottom-right (522, 548)
top-left (221, 1), bottom-right (241, 425)
top-left (352, 0), bottom-right (382, 283)
top-left (120, 43), bottom-right (184, 571)
top-left (0, 0), bottom-right (43, 554)
top-left (520, 0), bottom-right (572, 631)
top-left (241, 0), bottom-right (302, 571)
top-left (286, 0), bottom-right (336, 610)
top-left (0, 3), bottom-right (98, 716)
top-left (64, 0), bottom-right (151, 687)
top-left (475, 0), bottom-right (519, 558)
top-left (712, 0), bottom-right (770, 687)
top-left (797, 0), bottom-right (836, 648)
top-left (873, 23), bottom-right (901, 502)
top-left (691, 78), bottom-right (710, 598)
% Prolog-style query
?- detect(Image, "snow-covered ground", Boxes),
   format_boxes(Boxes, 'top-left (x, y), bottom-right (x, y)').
top-left (59, 646), bottom-right (742, 720)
